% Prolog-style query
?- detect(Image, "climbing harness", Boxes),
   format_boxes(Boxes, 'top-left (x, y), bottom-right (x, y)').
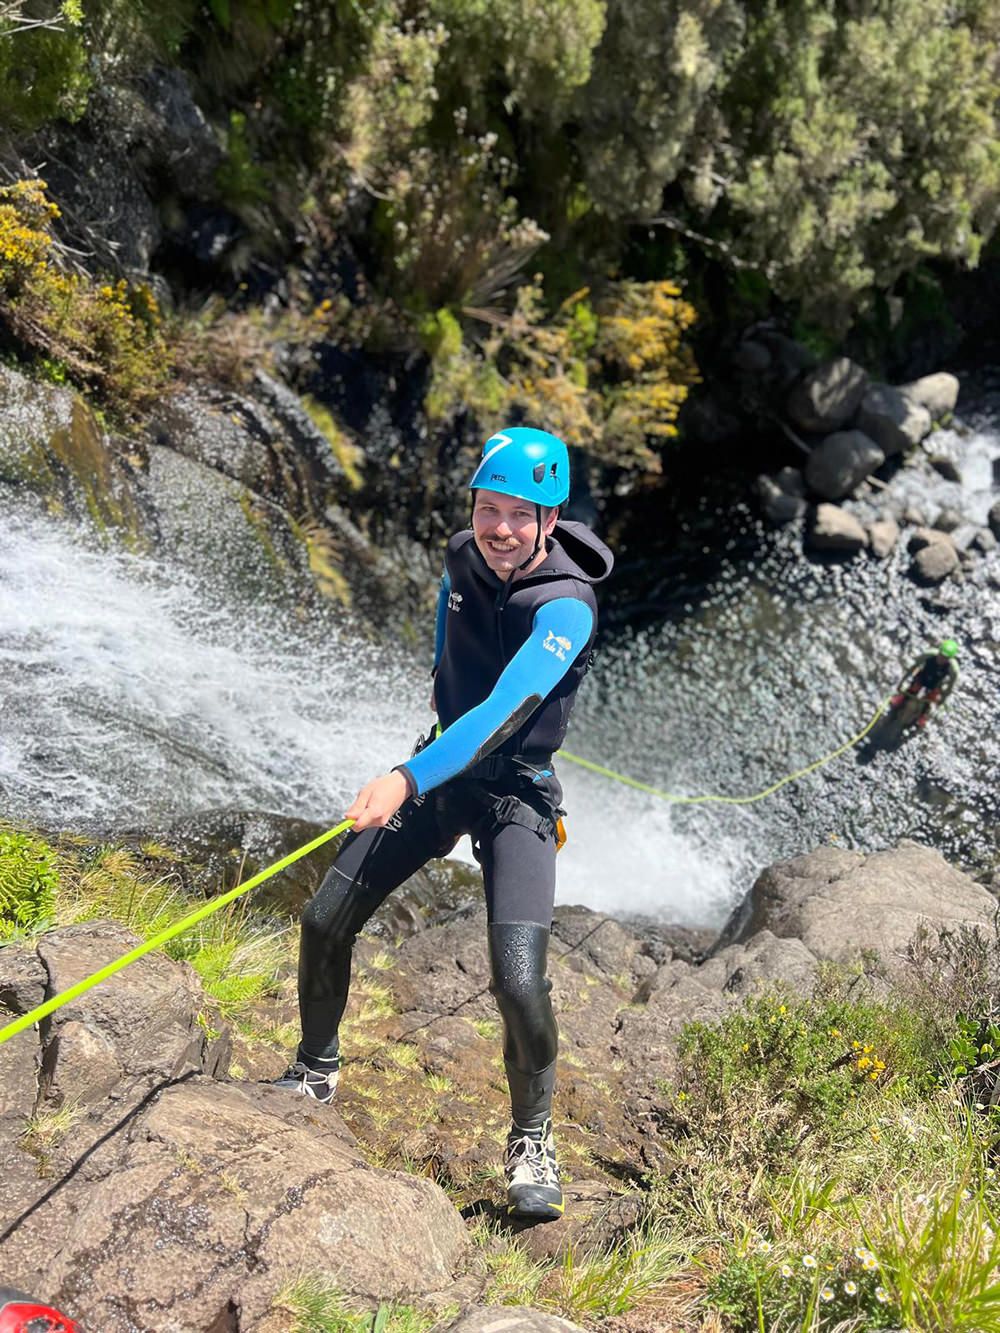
top-left (0, 819), bottom-right (353, 1049)
top-left (556, 698), bottom-right (889, 806)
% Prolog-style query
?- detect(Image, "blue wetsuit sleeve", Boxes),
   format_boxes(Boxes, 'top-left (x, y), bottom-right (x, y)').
top-left (434, 568), bottom-right (450, 670)
top-left (398, 596), bottom-right (595, 797)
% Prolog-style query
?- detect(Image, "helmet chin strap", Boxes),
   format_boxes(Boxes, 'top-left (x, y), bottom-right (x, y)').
top-left (516, 504), bottom-right (544, 573)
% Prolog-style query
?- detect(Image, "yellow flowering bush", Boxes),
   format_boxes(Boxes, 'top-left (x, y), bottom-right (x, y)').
top-left (421, 277), bottom-right (700, 474)
top-left (0, 179), bottom-right (172, 414)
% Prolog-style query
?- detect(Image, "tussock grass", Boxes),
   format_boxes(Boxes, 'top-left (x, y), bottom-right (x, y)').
top-left (273, 1274), bottom-right (444, 1332)
top-left (13, 837), bottom-right (294, 1022)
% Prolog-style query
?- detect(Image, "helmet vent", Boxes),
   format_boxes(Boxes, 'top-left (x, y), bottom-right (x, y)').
top-left (533, 463), bottom-right (545, 483)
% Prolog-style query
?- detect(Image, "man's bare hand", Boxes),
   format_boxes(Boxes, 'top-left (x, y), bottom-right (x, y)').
top-left (346, 771), bottom-right (410, 832)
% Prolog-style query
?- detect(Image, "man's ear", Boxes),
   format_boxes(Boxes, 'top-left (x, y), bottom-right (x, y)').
top-left (544, 505), bottom-right (560, 535)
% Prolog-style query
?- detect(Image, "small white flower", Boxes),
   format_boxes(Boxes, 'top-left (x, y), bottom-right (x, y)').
top-left (820, 1287), bottom-right (834, 1303)
top-left (757, 1240), bottom-right (772, 1254)
top-left (862, 1253), bottom-right (878, 1271)
top-left (844, 1280), bottom-right (858, 1295)
top-left (780, 1263), bottom-right (793, 1279)
top-left (875, 1286), bottom-right (890, 1304)
top-left (802, 1254), bottom-right (818, 1269)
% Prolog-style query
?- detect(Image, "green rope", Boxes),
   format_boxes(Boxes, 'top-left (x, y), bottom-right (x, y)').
top-left (0, 699), bottom-right (892, 1048)
top-left (0, 818), bottom-right (353, 1048)
top-left (557, 698), bottom-right (889, 806)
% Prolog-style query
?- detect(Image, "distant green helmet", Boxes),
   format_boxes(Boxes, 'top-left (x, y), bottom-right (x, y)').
top-left (938, 638), bottom-right (959, 658)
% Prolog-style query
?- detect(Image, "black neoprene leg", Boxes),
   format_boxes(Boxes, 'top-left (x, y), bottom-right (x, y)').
top-left (481, 820), bottom-right (559, 1129)
top-left (298, 794), bottom-right (451, 1060)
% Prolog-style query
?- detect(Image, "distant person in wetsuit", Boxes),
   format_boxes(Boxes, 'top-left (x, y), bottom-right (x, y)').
top-left (890, 638), bottom-right (959, 728)
top-left (273, 427), bottom-right (613, 1222)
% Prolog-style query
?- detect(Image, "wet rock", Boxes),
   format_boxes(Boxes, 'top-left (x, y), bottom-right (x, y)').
top-left (807, 504), bottom-right (869, 553)
top-left (787, 357), bottom-right (869, 434)
top-left (804, 430), bottom-right (884, 500)
top-left (908, 528), bottom-right (959, 584)
top-left (932, 508), bottom-right (964, 534)
top-left (140, 444), bottom-right (315, 604)
top-left (929, 456), bottom-right (962, 483)
top-left (774, 466), bottom-right (806, 495)
top-left (857, 384), bottom-right (932, 455)
top-left (989, 499), bottom-right (1000, 540)
top-left (0, 366), bottom-right (145, 542)
top-left (718, 842), bottom-right (996, 973)
top-left (733, 339), bottom-right (772, 373)
top-left (900, 371), bottom-right (960, 419)
top-left (868, 516), bottom-right (900, 559)
top-left (756, 474), bottom-right (807, 524)
top-left (148, 387), bottom-right (277, 492)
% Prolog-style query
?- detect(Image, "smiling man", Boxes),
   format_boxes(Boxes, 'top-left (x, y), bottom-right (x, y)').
top-left (274, 426), bottom-right (613, 1221)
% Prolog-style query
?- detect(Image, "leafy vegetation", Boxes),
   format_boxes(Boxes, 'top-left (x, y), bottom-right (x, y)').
top-left (0, 828), bottom-right (58, 939)
top-left (0, 179), bottom-right (171, 414)
top-left (2, 0), bottom-right (996, 468)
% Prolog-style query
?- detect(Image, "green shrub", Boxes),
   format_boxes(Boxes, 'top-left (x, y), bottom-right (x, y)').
top-left (0, 830), bottom-right (58, 939)
top-left (674, 985), bottom-right (942, 1170)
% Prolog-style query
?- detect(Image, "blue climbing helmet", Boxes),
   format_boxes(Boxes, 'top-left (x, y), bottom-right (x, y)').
top-left (468, 427), bottom-right (570, 507)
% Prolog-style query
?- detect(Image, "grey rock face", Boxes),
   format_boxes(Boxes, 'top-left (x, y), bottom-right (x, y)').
top-left (868, 516), bottom-right (900, 558)
top-left (787, 357), bottom-right (870, 434)
top-left (971, 527), bottom-right (998, 554)
top-left (808, 504), bottom-right (869, 552)
top-left (857, 384), bottom-right (933, 454)
top-left (804, 430), bottom-right (884, 500)
top-left (900, 371), bottom-right (960, 419)
top-left (989, 499), bottom-right (1000, 540)
top-left (719, 842), bottom-right (996, 972)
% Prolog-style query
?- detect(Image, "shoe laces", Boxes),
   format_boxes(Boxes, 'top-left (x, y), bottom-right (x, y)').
top-left (286, 1059), bottom-right (339, 1098)
top-left (506, 1125), bottom-right (559, 1187)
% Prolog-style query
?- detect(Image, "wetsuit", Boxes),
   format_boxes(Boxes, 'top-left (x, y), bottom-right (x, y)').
top-left (298, 520), bottom-right (613, 1127)
top-left (897, 653), bottom-right (958, 709)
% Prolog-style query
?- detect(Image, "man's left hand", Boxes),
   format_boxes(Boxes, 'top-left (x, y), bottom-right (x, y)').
top-left (346, 771), bottom-right (410, 831)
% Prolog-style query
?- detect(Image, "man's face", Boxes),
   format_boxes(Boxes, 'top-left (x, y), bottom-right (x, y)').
top-left (472, 489), bottom-right (557, 580)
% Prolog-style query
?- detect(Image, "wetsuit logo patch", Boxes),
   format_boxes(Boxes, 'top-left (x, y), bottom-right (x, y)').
top-left (448, 591), bottom-right (463, 612)
top-left (542, 630), bottom-right (572, 661)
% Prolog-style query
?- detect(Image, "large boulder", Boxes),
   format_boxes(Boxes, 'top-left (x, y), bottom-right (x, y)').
top-left (908, 528), bottom-right (959, 584)
top-left (857, 384), bottom-right (932, 455)
top-left (756, 473), bottom-right (807, 524)
top-left (804, 430), bottom-right (884, 500)
top-left (0, 924), bottom-right (472, 1333)
top-left (6, 1078), bottom-right (471, 1332)
top-left (900, 372), bottom-right (960, 420)
top-left (717, 843), bottom-right (997, 973)
top-left (807, 504), bottom-right (869, 553)
top-left (787, 357), bottom-right (869, 434)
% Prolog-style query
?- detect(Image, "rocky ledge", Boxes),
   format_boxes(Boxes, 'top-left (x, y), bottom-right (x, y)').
top-left (1, 840), bottom-right (997, 1331)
